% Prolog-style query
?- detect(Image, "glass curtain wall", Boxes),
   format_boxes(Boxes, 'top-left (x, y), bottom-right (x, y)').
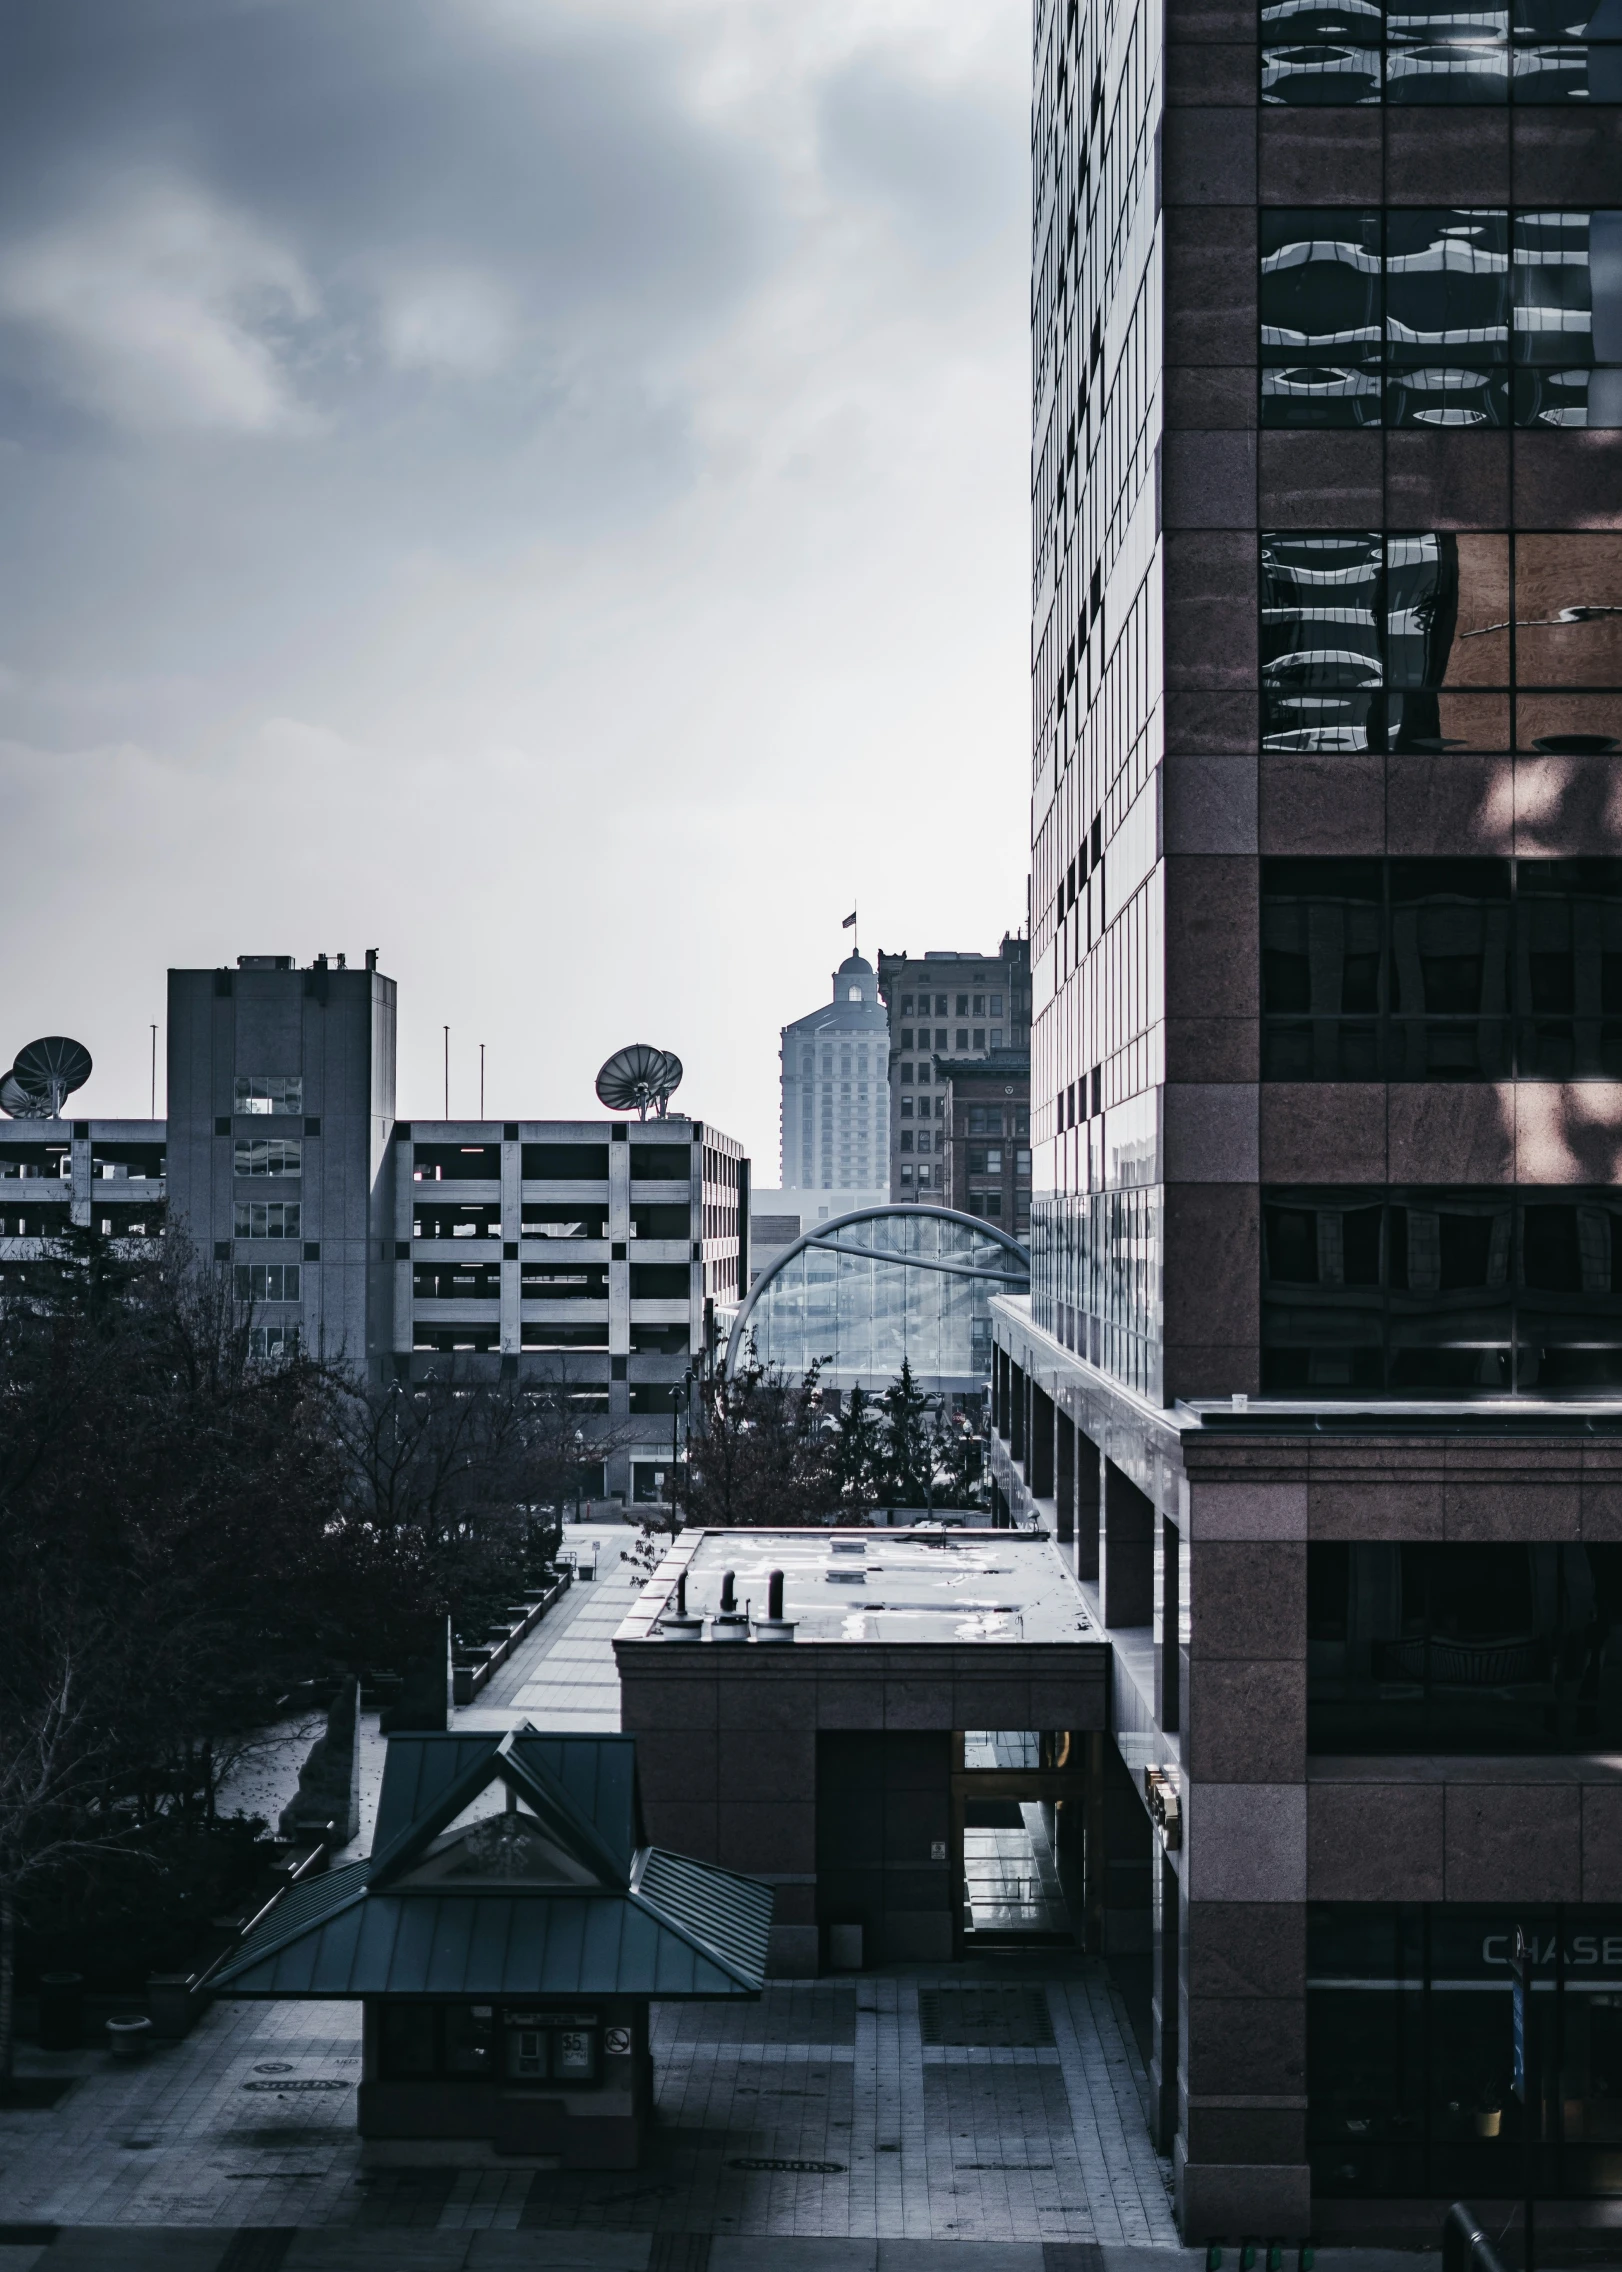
top-left (730, 1207), bottom-right (1028, 1387)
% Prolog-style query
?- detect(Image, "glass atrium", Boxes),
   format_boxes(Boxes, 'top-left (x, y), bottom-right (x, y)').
top-left (727, 1204), bottom-right (1029, 1393)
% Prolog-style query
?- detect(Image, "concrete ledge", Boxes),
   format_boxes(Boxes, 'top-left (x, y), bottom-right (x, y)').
top-left (1176, 2147), bottom-right (1313, 2238)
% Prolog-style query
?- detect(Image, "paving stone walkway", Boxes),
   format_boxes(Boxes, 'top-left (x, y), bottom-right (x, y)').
top-left (0, 1970), bottom-right (1175, 2244)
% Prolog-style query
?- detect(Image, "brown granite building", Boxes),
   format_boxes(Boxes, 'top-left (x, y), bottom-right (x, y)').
top-left (934, 1049), bottom-right (1033, 1237)
top-left (1007, 0), bottom-right (1622, 2242)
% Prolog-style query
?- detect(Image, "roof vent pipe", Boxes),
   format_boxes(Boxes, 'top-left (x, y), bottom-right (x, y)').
top-left (658, 1564), bottom-right (702, 1643)
top-left (753, 1566), bottom-right (797, 1645)
top-left (710, 1566), bottom-right (749, 1643)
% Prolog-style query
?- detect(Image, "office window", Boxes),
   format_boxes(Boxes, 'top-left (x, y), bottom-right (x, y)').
top-left (991, 1028), bottom-right (1004, 1047)
top-left (234, 1263), bottom-right (301, 1303)
top-left (234, 1075), bottom-right (303, 1115)
top-left (1261, 210), bottom-right (1622, 426)
top-left (973, 1029), bottom-right (985, 1049)
top-left (1260, 531), bottom-right (1622, 752)
top-left (957, 1028), bottom-right (969, 1049)
top-left (917, 1131), bottom-right (932, 1154)
top-left (233, 1138), bottom-right (302, 1178)
top-left (901, 994), bottom-right (914, 1013)
top-left (249, 1323), bottom-right (296, 1359)
top-left (1309, 1543), bottom-right (1622, 1752)
top-left (973, 994), bottom-right (986, 1014)
top-left (1264, 1183), bottom-right (1622, 1392)
top-left (968, 1107), bottom-right (1004, 1136)
top-left (901, 1131), bottom-right (914, 1152)
top-left (900, 1098), bottom-right (914, 1118)
top-left (1264, 0), bottom-right (1622, 101)
top-left (991, 993), bottom-right (1004, 1014)
top-left (234, 1201), bottom-right (301, 1239)
top-left (1262, 857), bottom-right (1622, 1076)
top-left (969, 1146), bottom-right (1004, 1175)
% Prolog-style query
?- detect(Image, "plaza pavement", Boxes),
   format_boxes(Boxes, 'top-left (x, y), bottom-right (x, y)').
top-left (0, 1526), bottom-right (1438, 2268)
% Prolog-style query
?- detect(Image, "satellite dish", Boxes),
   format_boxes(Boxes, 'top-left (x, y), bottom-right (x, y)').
top-left (10, 1036), bottom-right (92, 1117)
top-left (0, 1071), bottom-right (52, 1119)
top-left (595, 1044), bottom-right (683, 1121)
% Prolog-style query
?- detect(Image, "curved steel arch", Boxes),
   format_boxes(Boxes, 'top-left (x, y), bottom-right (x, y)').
top-left (726, 1202), bottom-right (1029, 1382)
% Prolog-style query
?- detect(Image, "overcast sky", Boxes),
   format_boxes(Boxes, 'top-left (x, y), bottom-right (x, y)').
top-left (0, 0), bottom-right (1029, 1173)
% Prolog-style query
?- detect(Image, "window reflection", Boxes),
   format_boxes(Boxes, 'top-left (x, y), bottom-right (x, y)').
top-left (1261, 210), bottom-right (1622, 424)
top-left (1265, 0), bottom-right (1622, 96)
top-left (1264, 1183), bottom-right (1622, 1395)
top-left (1309, 1543), bottom-right (1622, 1749)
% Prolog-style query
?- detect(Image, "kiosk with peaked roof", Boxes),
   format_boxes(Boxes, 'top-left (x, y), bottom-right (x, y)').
top-left (211, 1728), bottom-right (772, 2168)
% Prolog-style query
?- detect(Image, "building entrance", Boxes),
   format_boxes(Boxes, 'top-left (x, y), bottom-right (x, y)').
top-left (952, 1731), bottom-right (1091, 1953)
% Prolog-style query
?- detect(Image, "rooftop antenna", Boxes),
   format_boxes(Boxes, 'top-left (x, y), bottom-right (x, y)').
top-left (595, 1045), bottom-right (683, 1122)
top-left (2, 1036), bottom-right (93, 1118)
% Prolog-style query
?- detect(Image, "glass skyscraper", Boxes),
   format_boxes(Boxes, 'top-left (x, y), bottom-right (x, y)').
top-left (995, 0), bottom-right (1622, 2238)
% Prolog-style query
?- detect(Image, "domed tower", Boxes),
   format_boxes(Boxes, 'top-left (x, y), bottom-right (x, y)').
top-left (777, 943), bottom-right (890, 1220)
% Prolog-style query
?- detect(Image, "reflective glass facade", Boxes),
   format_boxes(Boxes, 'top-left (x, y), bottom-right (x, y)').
top-left (1310, 1904), bottom-right (1622, 2201)
top-left (1262, 857), bottom-right (1622, 1077)
top-left (1030, 1188), bottom-right (1162, 1402)
top-left (1309, 1540), bottom-right (1622, 1747)
top-left (729, 1206), bottom-right (1028, 1390)
top-left (1260, 531), bottom-right (1622, 752)
top-left (1264, 1183), bottom-right (1622, 1391)
top-left (1265, 0), bottom-right (1622, 104)
top-left (1260, 210), bottom-right (1622, 428)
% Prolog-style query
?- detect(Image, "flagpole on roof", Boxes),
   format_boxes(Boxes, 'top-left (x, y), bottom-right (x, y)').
top-left (842, 903), bottom-right (858, 957)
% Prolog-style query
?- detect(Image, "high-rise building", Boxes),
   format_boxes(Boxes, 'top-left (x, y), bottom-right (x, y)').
top-left (778, 952), bottom-right (890, 1219)
top-left (995, 0), bottom-right (1622, 2241)
top-left (935, 1051), bottom-right (1032, 1235)
top-left (877, 937), bottom-right (1030, 1201)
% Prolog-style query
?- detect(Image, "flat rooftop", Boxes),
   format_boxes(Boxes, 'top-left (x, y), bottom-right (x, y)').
top-left (624, 1528), bottom-right (1096, 1645)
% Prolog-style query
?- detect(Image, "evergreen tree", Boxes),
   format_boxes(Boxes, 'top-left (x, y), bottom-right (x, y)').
top-left (879, 1359), bottom-right (935, 1507)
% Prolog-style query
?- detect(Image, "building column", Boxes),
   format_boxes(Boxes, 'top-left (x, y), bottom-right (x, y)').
top-left (1009, 1361), bottom-right (1025, 1463)
top-left (1029, 1384), bottom-right (1054, 1498)
top-left (1075, 1426), bottom-right (1101, 1582)
top-left (1101, 1459), bottom-right (1154, 1628)
top-left (1056, 1410), bottom-right (1075, 1544)
top-left (1177, 1476), bottom-right (1309, 2239)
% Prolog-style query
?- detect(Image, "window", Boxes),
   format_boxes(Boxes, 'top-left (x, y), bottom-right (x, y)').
top-left (1014, 1111), bottom-right (1030, 1137)
top-left (973, 1029), bottom-right (985, 1049)
top-left (991, 994), bottom-right (1003, 1015)
top-left (991, 1028), bottom-right (1004, 1047)
top-left (900, 1062), bottom-right (914, 1085)
top-left (234, 1075), bottom-right (303, 1115)
top-left (235, 1201), bottom-right (301, 1239)
top-left (1261, 211), bottom-right (1622, 427)
top-left (934, 994), bottom-right (947, 1015)
top-left (1264, 1182), bottom-right (1622, 1393)
top-left (1262, 857), bottom-right (1622, 1076)
top-left (249, 1323), bottom-right (296, 1359)
top-left (917, 1131), bottom-right (932, 1154)
top-left (901, 1131), bottom-right (914, 1152)
top-left (1307, 1903), bottom-right (1622, 2207)
top-left (975, 1190), bottom-right (1005, 1217)
top-left (956, 1028), bottom-right (969, 1049)
top-left (1016, 1149), bottom-right (1032, 1177)
top-left (1309, 1542), bottom-right (1622, 1751)
top-left (234, 1138), bottom-right (301, 1178)
top-left (901, 993), bottom-right (914, 1013)
top-left (973, 994), bottom-right (986, 1014)
top-left (957, 994), bottom-right (969, 1015)
top-left (900, 1098), bottom-right (914, 1119)
top-left (1264, 2), bottom-right (1622, 105)
top-left (234, 1263), bottom-right (301, 1303)
top-left (969, 1108), bottom-right (1004, 1136)
top-left (1261, 530), bottom-right (1622, 752)
top-left (970, 1146), bottom-right (1004, 1175)
top-left (900, 1163), bottom-right (915, 1183)
top-left (917, 1063), bottom-right (932, 1086)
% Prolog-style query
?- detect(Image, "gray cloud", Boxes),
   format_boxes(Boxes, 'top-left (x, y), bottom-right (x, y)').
top-left (0, 0), bottom-right (1030, 1167)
